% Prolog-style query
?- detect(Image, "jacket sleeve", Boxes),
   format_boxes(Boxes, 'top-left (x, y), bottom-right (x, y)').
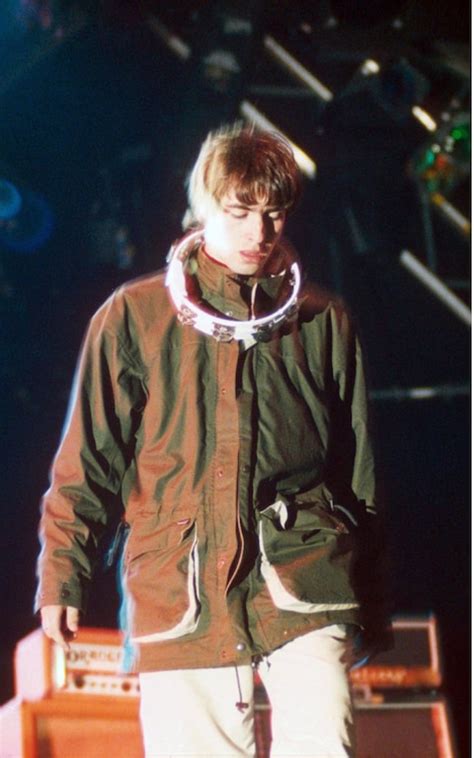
top-left (328, 302), bottom-right (376, 512)
top-left (329, 303), bottom-right (392, 648)
top-left (35, 293), bottom-right (147, 613)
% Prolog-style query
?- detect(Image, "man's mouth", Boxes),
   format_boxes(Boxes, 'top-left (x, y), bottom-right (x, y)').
top-left (239, 249), bottom-right (267, 262)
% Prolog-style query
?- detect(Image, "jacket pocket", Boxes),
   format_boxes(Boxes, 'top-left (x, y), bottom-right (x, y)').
top-left (258, 499), bottom-right (359, 614)
top-left (124, 516), bottom-right (201, 643)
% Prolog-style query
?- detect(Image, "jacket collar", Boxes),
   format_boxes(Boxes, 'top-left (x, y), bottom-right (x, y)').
top-left (186, 245), bottom-right (290, 320)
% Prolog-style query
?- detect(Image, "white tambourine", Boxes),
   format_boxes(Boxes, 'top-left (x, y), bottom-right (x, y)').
top-left (165, 230), bottom-right (301, 343)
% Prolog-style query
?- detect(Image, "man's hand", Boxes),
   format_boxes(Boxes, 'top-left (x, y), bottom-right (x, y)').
top-left (40, 605), bottom-right (79, 650)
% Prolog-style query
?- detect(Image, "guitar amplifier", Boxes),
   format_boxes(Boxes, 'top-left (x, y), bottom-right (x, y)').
top-left (350, 613), bottom-right (443, 690)
top-left (14, 614), bottom-right (441, 701)
top-left (14, 627), bottom-right (138, 701)
top-left (253, 696), bottom-right (457, 758)
top-left (1, 694), bottom-right (456, 758)
top-left (3, 629), bottom-right (141, 757)
top-left (3, 616), bottom-right (454, 758)
top-left (353, 697), bottom-right (457, 758)
top-left (0, 695), bottom-right (142, 758)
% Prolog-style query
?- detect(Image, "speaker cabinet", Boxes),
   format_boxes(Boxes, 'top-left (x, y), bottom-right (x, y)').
top-left (254, 697), bottom-right (457, 758)
top-left (0, 696), bottom-right (142, 758)
top-left (2, 624), bottom-right (456, 757)
top-left (354, 698), bottom-right (456, 758)
top-left (1, 695), bottom-right (456, 758)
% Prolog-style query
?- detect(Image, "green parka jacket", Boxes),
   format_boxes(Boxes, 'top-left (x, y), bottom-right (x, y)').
top-left (36, 243), bottom-right (383, 672)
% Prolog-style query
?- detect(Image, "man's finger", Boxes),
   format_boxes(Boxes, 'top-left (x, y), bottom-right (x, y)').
top-left (41, 605), bottom-right (68, 649)
top-left (66, 606), bottom-right (80, 633)
top-left (41, 605), bottom-right (79, 650)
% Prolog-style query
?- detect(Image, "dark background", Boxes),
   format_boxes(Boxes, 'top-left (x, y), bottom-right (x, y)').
top-left (0, 1), bottom-right (470, 755)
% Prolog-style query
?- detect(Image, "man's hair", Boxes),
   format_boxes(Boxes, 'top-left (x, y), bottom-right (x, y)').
top-left (185, 122), bottom-right (301, 226)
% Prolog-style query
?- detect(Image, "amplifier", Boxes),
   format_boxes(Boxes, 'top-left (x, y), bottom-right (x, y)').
top-left (5, 618), bottom-right (454, 758)
top-left (14, 614), bottom-right (442, 701)
top-left (354, 698), bottom-right (456, 758)
top-left (254, 697), bottom-right (457, 758)
top-left (1, 695), bottom-right (456, 758)
top-left (0, 695), bottom-right (142, 758)
top-left (14, 627), bottom-right (138, 701)
top-left (351, 613), bottom-right (442, 690)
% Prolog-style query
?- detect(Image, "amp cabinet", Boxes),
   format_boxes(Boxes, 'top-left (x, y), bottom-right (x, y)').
top-left (254, 697), bottom-right (457, 758)
top-left (1, 695), bottom-right (456, 758)
top-left (0, 696), bottom-right (142, 758)
top-left (354, 698), bottom-right (457, 758)
top-left (0, 627), bottom-right (142, 758)
top-left (0, 619), bottom-right (457, 758)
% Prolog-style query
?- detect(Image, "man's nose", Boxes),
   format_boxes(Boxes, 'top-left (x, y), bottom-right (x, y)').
top-left (247, 213), bottom-right (266, 243)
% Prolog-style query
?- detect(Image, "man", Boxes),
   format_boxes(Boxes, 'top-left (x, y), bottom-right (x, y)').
top-left (36, 123), bottom-right (386, 757)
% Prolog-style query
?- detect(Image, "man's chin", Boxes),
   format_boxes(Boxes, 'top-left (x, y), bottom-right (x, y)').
top-left (233, 262), bottom-right (261, 276)
top-left (236, 253), bottom-right (269, 276)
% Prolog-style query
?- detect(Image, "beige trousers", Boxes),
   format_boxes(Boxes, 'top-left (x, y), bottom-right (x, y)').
top-left (139, 625), bottom-right (355, 758)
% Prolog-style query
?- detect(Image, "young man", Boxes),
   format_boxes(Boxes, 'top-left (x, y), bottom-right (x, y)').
top-left (36, 123), bottom-right (385, 757)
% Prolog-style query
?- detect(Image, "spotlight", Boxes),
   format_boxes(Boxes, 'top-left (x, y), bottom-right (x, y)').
top-left (0, 180), bottom-right (22, 220)
top-left (410, 113), bottom-right (470, 196)
top-left (0, 187), bottom-right (54, 254)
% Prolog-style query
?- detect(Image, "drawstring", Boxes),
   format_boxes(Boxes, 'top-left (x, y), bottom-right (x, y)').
top-left (234, 666), bottom-right (249, 712)
top-left (250, 281), bottom-right (258, 320)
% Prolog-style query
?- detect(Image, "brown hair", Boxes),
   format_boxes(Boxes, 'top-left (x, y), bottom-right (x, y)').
top-left (186, 122), bottom-right (301, 226)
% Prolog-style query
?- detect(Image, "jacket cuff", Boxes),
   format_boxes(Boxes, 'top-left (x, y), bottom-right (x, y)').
top-left (34, 580), bottom-right (85, 614)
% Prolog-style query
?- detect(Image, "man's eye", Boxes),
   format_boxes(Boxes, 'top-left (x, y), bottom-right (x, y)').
top-left (229, 211), bottom-right (247, 219)
top-left (269, 211), bottom-right (284, 221)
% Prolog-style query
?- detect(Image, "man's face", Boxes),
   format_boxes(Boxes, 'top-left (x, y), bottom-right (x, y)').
top-left (202, 188), bottom-right (286, 276)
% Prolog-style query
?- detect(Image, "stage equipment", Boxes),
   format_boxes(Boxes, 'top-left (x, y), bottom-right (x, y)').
top-left (165, 230), bottom-right (302, 343)
top-left (13, 627), bottom-right (138, 702)
top-left (0, 696), bottom-right (142, 758)
top-left (370, 383), bottom-right (470, 402)
top-left (189, 1), bottom-right (266, 98)
top-left (9, 615), bottom-right (444, 703)
top-left (254, 614), bottom-right (456, 756)
top-left (146, 14), bottom-right (317, 180)
top-left (412, 105), bottom-right (437, 132)
top-left (400, 250), bottom-right (471, 326)
top-left (352, 697), bottom-right (456, 758)
top-left (263, 35), bottom-right (333, 102)
top-left (0, 179), bottom-right (22, 220)
top-left (411, 113), bottom-right (470, 196)
top-left (0, 615), bottom-right (456, 758)
top-left (0, 628), bottom-right (141, 758)
top-left (373, 59), bottom-right (430, 122)
top-left (330, 0), bottom-right (405, 28)
top-left (254, 693), bottom-right (456, 758)
top-left (350, 613), bottom-right (442, 691)
top-left (240, 100), bottom-right (317, 179)
top-left (409, 108), bottom-right (470, 247)
top-left (146, 15), bottom-right (191, 61)
top-left (0, 189), bottom-right (54, 254)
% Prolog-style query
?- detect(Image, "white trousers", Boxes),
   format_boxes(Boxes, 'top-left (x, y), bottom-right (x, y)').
top-left (139, 625), bottom-right (355, 758)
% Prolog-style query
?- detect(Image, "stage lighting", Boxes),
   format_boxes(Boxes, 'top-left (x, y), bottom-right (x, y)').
top-left (0, 188), bottom-right (54, 254)
top-left (411, 113), bottom-right (470, 196)
top-left (375, 59), bottom-right (430, 120)
top-left (0, 180), bottom-right (22, 220)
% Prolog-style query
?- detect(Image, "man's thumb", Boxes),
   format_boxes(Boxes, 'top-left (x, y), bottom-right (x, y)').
top-left (66, 606), bottom-right (79, 632)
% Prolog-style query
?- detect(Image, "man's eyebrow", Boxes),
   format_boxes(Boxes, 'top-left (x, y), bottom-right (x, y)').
top-left (223, 201), bottom-right (283, 211)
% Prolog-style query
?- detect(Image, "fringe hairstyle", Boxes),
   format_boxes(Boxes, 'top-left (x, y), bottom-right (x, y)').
top-left (185, 122), bottom-right (301, 227)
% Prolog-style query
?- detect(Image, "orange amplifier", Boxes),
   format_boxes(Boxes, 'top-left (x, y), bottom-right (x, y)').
top-left (14, 627), bottom-right (138, 702)
top-left (253, 696), bottom-right (457, 758)
top-left (0, 615), bottom-right (452, 758)
top-left (0, 694), bottom-right (142, 758)
top-left (350, 613), bottom-right (443, 691)
top-left (2, 628), bottom-right (142, 758)
top-left (13, 613), bottom-right (442, 702)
